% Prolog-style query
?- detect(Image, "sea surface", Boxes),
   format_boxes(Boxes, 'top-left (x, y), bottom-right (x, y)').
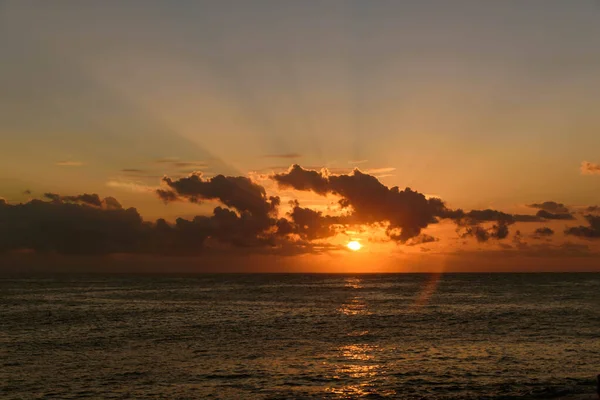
top-left (1, 273), bottom-right (599, 399)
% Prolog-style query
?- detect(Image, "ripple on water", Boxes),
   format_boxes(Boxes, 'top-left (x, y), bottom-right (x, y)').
top-left (1, 273), bottom-right (599, 399)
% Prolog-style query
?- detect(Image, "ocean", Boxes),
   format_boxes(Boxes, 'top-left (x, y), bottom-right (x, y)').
top-left (1, 273), bottom-right (599, 399)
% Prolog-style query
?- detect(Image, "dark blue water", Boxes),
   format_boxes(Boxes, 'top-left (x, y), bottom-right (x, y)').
top-left (1, 273), bottom-right (599, 399)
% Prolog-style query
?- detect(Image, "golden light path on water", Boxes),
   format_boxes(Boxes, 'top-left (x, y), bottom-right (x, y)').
top-left (327, 275), bottom-right (445, 397)
top-left (329, 277), bottom-right (388, 397)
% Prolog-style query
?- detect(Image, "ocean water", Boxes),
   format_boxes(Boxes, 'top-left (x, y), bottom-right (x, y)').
top-left (1, 273), bottom-right (599, 399)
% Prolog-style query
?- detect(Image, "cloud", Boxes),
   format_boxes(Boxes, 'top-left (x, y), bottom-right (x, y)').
top-left (272, 165), bottom-right (544, 243)
top-left (272, 165), bottom-right (447, 242)
top-left (535, 210), bottom-right (574, 220)
top-left (0, 195), bottom-right (141, 255)
top-left (527, 201), bottom-right (569, 213)
top-left (262, 153), bottom-right (302, 159)
top-left (156, 189), bottom-right (180, 202)
top-left (172, 161), bottom-right (208, 169)
top-left (154, 158), bottom-right (208, 170)
top-left (581, 161), bottom-right (600, 175)
top-left (152, 172), bottom-right (339, 249)
top-left (0, 194), bottom-right (332, 256)
top-left (458, 220), bottom-right (510, 242)
top-left (405, 234), bottom-right (438, 246)
top-left (158, 172), bottom-right (280, 221)
top-left (564, 214), bottom-right (600, 239)
top-left (348, 159), bottom-right (368, 164)
top-left (121, 168), bottom-right (146, 173)
top-left (4, 164), bottom-right (590, 260)
top-left (532, 227), bottom-right (554, 238)
top-left (272, 165), bottom-right (330, 195)
top-left (449, 208), bottom-right (541, 224)
top-left (512, 230), bottom-right (528, 249)
top-left (365, 167), bottom-right (396, 176)
top-left (44, 193), bottom-right (103, 208)
top-left (55, 161), bottom-right (83, 167)
top-left (106, 180), bottom-right (156, 193)
top-left (43, 193), bottom-right (124, 210)
top-left (523, 201), bottom-right (574, 220)
top-left (586, 205), bottom-right (599, 213)
top-left (280, 200), bottom-right (339, 240)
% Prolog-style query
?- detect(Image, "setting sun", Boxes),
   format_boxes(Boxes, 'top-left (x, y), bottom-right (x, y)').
top-left (347, 241), bottom-right (362, 251)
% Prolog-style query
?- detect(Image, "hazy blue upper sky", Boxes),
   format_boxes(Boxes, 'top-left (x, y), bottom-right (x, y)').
top-left (1, 1), bottom-right (600, 218)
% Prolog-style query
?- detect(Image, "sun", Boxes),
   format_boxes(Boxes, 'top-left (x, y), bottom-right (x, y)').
top-left (347, 241), bottom-right (362, 251)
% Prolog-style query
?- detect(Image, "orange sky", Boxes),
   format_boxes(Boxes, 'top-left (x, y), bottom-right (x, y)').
top-left (1, 2), bottom-right (600, 272)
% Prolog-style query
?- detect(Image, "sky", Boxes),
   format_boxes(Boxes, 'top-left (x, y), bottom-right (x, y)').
top-left (1, 1), bottom-right (600, 272)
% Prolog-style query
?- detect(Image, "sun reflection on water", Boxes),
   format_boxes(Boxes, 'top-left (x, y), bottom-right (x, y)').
top-left (327, 277), bottom-right (396, 398)
top-left (326, 342), bottom-right (395, 398)
top-left (337, 297), bottom-right (371, 316)
top-left (338, 277), bottom-right (371, 316)
top-left (343, 277), bottom-right (363, 289)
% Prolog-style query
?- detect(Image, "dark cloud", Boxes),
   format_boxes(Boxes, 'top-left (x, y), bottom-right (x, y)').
top-left (513, 214), bottom-right (543, 222)
top-left (0, 195), bottom-right (329, 256)
top-left (23, 190), bottom-right (32, 195)
top-left (43, 193), bottom-right (124, 211)
top-left (532, 227), bottom-right (554, 238)
top-left (103, 197), bottom-right (123, 210)
top-left (44, 193), bottom-right (104, 208)
top-left (159, 172), bottom-right (279, 221)
top-left (527, 201), bottom-right (569, 213)
top-left (156, 189), bottom-right (180, 203)
top-left (0, 196), bottom-right (142, 255)
top-left (262, 153), bottom-right (302, 159)
top-left (157, 207), bottom-right (275, 251)
top-left (272, 164), bottom-right (329, 195)
top-left (463, 209), bottom-right (513, 222)
top-left (281, 201), bottom-right (339, 240)
top-left (121, 168), bottom-right (146, 173)
top-left (4, 165), bottom-right (589, 260)
top-left (492, 221), bottom-right (510, 239)
top-left (461, 225), bottom-right (491, 242)
top-left (272, 165), bottom-right (543, 242)
top-left (586, 205), bottom-right (599, 213)
top-left (450, 209), bottom-right (541, 224)
top-left (512, 230), bottom-right (528, 249)
top-left (535, 210), bottom-right (574, 220)
top-left (581, 161), bottom-right (600, 175)
top-left (564, 214), bottom-right (600, 239)
top-left (155, 172), bottom-right (298, 251)
top-left (272, 165), bottom-right (447, 242)
top-left (459, 221), bottom-right (510, 242)
top-left (406, 234), bottom-right (438, 246)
